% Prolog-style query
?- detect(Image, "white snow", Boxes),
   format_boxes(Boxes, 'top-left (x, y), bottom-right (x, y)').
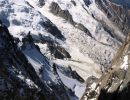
top-left (25, 0), bottom-right (118, 80)
top-left (44, 0), bottom-right (122, 45)
top-left (54, 59), bottom-right (101, 80)
top-left (17, 74), bottom-right (38, 88)
top-left (57, 68), bottom-right (86, 99)
top-left (22, 44), bottom-right (58, 82)
top-left (9, 0), bottom-right (27, 6)
top-left (22, 43), bottom-right (87, 99)
top-left (35, 43), bottom-right (51, 58)
top-left (90, 82), bottom-right (97, 90)
top-left (120, 55), bottom-right (128, 70)
top-left (0, 0), bottom-right (50, 41)
top-left (0, 0), bottom-right (119, 83)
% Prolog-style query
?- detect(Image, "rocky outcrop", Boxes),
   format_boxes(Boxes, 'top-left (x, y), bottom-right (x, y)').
top-left (50, 2), bottom-right (92, 37)
top-left (48, 42), bottom-right (71, 59)
top-left (82, 66), bottom-right (130, 100)
top-left (39, 20), bottom-right (66, 41)
top-left (34, 33), bottom-right (71, 59)
top-left (37, 0), bottom-right (45, 7)
top-left (96, 0), bottom-right (130, 36)
top-left (50, 2), bottom-right (74, 25)
top-left (97, 69), bottom-right (127, 100)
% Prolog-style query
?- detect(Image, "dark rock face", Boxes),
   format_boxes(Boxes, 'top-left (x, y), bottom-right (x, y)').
top-left (98, 65), bottom-right (130, 100)
top-left (71, 0), bottom-right (76, 6)
top-left (98, 83), bottom-right (130, 100)
top-left (82, 68), bottom-right (129, 100)
top-left (98, 78), bottom-right (130, 100)
top-left (37, 0), bottom-right (45, 7)
top-left (50, 2), bottom-right (74, 25)
top-left (83, 0), bottom-right (91, 6)
top-left (75, 23), bottom-right (92, 37)
top-left (48, 42), bottom-right (71, 59)
top-left (39, 20), bottom-right (66, 41)
top-left (71, 71), bottom-right (84, 82)
top-left (0, 23), bottom-right (47, 100)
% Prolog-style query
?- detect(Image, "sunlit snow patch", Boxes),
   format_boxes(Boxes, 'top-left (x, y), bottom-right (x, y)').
top-left (120, 55), bottom-right (128, 70)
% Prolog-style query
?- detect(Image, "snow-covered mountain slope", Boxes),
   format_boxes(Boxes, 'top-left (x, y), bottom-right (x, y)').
top-left (0, 23), bottom-right (87, 100)
top-left (24, 0), bottom-right (130, 74)
top-left (0, 0), bottom-right (130, 100)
